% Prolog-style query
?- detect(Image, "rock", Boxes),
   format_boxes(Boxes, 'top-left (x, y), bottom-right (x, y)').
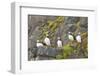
top-left (35, 47), bottom-right (62, 60)
top-left (46, 47), bottom-right (57, 57)
top-left (35, 56), bottom-right (49, 60)
top-left (69, 25), bottom-right (77, 32)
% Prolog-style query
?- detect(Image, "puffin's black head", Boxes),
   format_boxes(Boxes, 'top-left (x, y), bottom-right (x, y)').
top-left (68, 32), bottom-right (73, 35)
top-left (37, 40), bottom-right (40, 43)
top-left (46, 34), bottom-right (49, 38)
top-left (77, 32), bottom-right (81, 35)
top-left (57, 37), bottom-right (61, 40)
top-left (42, 42), bottom-right (47, 46)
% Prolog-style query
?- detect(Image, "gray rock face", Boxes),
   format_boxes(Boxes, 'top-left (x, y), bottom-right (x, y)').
top-left (29, 47), bottom-right (62, 60)
top-left (37, 47), bottom-right (57, 59)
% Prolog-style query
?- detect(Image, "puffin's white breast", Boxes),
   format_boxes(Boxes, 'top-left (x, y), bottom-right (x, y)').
top-left (57, 40), bottom-right (62, 47)
top-left (44, 37), bottom-right (51, 46)
top-left (68, 34), bottom-right (74, 41)
top-left (76, 35), bottom-right (81, 43)
top-left (36, 43), bottom-right (43, 47)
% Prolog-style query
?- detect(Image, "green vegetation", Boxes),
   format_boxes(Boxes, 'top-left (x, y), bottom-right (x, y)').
top-left (62, 44), bottom-right (74, 58)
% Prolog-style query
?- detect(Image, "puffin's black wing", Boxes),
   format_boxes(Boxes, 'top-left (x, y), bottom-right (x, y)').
top-left (73, 34), bottom-right (76, 40)
top-left (42, 42), bottom-right (47, 46)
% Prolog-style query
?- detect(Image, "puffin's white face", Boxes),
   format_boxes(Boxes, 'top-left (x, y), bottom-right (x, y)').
top-left (57, 37), bottom-right (60, 40)
top-left (68, 32), bottom-right (71, 34)
top-left (78, 32), bottom-right (81, 35)
top-left (37, 40), bottom-right (39, 43)
top-left (68, 32), bottom-right (72, 35)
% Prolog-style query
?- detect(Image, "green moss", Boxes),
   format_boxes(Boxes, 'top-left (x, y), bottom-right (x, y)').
top-left (62, 44), bottom-right (74, 58)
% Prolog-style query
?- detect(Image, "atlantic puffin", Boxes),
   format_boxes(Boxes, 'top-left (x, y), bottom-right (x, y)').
top-left (44, 35), bottom-right (51, 46)
top-left (76, 32), bottom-right (81, 43)
top-left (36, 40), bottom-right (43, 47)
top-left (68, 32), bottom-right (75, 41)
top-left (57, 37), bottom-right (63, 48)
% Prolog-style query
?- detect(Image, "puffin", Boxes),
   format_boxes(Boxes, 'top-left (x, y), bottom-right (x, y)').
top-left (76, 32), bottom-right (81, 43)
top-left (57, 37), bottom-right (63, 48)
top-left (44, 35), bottom-right (51, 46)
top-left (68, 32), bottom-right (75, 41)
top-left (36, 40), bottom-right (43, 48)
